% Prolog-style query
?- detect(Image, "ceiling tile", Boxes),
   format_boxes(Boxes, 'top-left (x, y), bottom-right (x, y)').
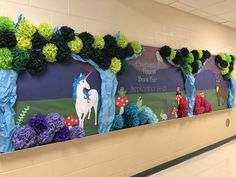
top-left (208, 16), bottom-right (227, 23)
top-left (222, 21), bottom-right (236, 28)
top-left (202, 1), bottom-right (236, 16)
top-left (217, 11), bottom-right (236, 21)
top-left (153, 0), bottom-right (177, 4)
top-left (179, 0), bottom-right (224, 8)
top-left (170, 2), bottom-right (195, 12)
top-left (190, 10), bottom-right (212, 18)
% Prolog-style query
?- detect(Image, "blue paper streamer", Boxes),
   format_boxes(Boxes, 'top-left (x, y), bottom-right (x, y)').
top-left (0, 70), bottom-right (18, 152)
top-left (228, 78), bottom-right (236, 108)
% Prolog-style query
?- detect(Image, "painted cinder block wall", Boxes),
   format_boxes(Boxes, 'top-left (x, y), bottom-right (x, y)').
top-left (0, 0), bottom-right (236, 177)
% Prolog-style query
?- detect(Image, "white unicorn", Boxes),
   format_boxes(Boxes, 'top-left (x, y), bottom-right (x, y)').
top-left (72, 72), bottom-right (99, 128)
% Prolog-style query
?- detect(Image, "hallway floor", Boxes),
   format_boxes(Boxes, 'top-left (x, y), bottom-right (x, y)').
top-left (150, 139), bottom-right (236, 177)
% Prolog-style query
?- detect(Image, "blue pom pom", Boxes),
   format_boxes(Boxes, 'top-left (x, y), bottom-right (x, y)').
top-left (138, 108), bottom-right (150, 125)
top-left (112, 115), bottom-right (124, 130)
top-left (143, 107), bottom-right (158, 124)
top-left (124, 103), bottom-right (140, 117)
top-left (123, 114), bottom-right (140, 128)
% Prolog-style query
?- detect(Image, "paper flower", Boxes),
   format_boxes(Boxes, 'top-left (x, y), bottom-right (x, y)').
top-left (11, 48), bottom-right (30, 71)
top-left (109, 57), bottom-right (122, 73)
top-left (45, 112), bottom-right (65, 133)
top-left (12, 125), bottom-right (37, 150)
top-left (16, 19), bottom-right (36, 39)
top-left (42, 43), bottom-right (58, 62)
top-left (117, 34), bottom-right (128, 48)
top-left (170, 48), bottom-right (177, 60)
top-left (160, 45), bottom-right (171, 58)
top-left (219, 52), bottom-right (226, 61)
top-left (38, 23), bottom-right (54, 40)
top-left (186, 52), bottom-right (194, 64)
top-left (70, 126), bottom-right (85, 139)
top-left (92, 35), bottom-right (105, 49)
top-left (26, 50), bottom-right (47, 74)
top-left (112, 115), bottom-right (124, 130)
top-left (16, 36), bottom-right (32, 50)
top-left (197, 49), bottom-right (203, 59)
top-left (183, 64), bottom-right (193, 75)
top-left (31, 31), bottom-right (48, 49)
top-left (131, 41), bottom-right (142, 54)
top-left (68, 36), bottom-right (83, 53)
top-left (28, 114), bottom-right (47, 134)
top-left (60, 26), bottom-right (75, 42)
top-left (0, 16), bottom-right (15, 32)
top-left (52, 126), bottom-right (71, 142)
top-left (0, 48), bottom-right (13, 69)
top-left (37, 129), bottom-right (55, 145)
top-left (0, 31), bottom-right (17, 48)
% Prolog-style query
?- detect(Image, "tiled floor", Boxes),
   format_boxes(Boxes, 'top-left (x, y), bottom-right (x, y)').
top-left (150, 140), bottom-right (236, 177)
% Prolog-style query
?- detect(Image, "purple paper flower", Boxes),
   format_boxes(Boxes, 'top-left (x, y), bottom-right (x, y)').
top-left (37, 129), bottom-right (55, 145)
top-left (52, 126), bottom-right (71, 142)
top-left (12, 125), bottom-right (37, 150)
top-left (28, 114), bottom-right (47, 134)
top-left (70, 126), bottom-right (85, 139)
top-left (45, 112), bottom-right (65, 133)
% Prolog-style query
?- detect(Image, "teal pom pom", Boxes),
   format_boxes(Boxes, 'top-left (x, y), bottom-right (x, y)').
top-left (112, 115), bottom-right (124, 130)
top-left (124, 103), bottom-right (140, 117)
top-left (123, 114), bottom-right (140, 128)
top-left (11, 48), bottom-right (30, 71)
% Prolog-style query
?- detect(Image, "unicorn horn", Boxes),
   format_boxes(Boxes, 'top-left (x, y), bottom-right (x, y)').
top-left (85, 71), bottom-right (93, 80)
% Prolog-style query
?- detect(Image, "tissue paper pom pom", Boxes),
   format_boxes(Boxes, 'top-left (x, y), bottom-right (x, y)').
top-left (78, 44), bottom-right (93, 59)
top-left (178, 98), bottom-right (188, 109)
top-left (70, 126), bottom-right (85, 139)
top-left (68, 36), bottom-right (83, 53)
top-left (112, 115), bottom-right (124, 130)
top-left (12, 125), bottom-right (37, 150)
top-left (59, 26), bottom-right (75, 42)
top-left (215, 55), bottom-right (228, 68)
top-left (17, 19), bottom-right (36, 39)
top-left (202, 50), bottom-right (211, 59)
top-left (37, 129), bottom-right (55, 145)
top-left (45, 112), bottom-right (65, 133)
top-left (159, 45), bottom-right (171, 58)
top-left (92, 35), bottom-right (105, 49)
top-left (172, 51), bottom-right (182, 65)
top-left (78, 32), bottom-right (94, 46)
top-left (221, 67), bottom-right (229, 75)
top-left (170, 48), bottom-right (177, 60)
top-left (123, 114), bottom-right (139, 127)
top-left (115, 46), bottom-right (126, 60)
top-left (117, 34), bottom-right (128, 48)
top-left (197, 50), bottom-right (203, 59)
top-left (225, 55), bottom-right (232, 63)
top-left (131, 41), bottom-right (142, 54)
top-left (186, 52), bottom-right (194, 64)
top-left (138, 107), bottom-right (151, 125)
top-left (118, 59), bottom-right (129, 75)
top-left (124, 103), bottom-right (140, 117)
top-left (191, 50), bottom-right (199, 60)
top-left (53, 126), bottom-right (71, 142)
top-left (180, 48), bottom-right (189, 57)
top-left (16, 36), bottom-right (32, 51)
top-left (38, 23), bottom-right (53, 40)
top-left (11, 48), bottom-right (30, 71)
top-left (0, 31), bottom-right (17, 48)
top-left (229, 72), bottom-right (234, 79)
top-left (219, 52), bottom-right (226, 61)
top-left (124, 43), bottom-right (135, 57)
top-left (26, 50), bottom-right (47, 74)
top-left (42, 43), bottom-right (58, 62)
top-left (0, 48), bottom-right (13, 69)
top-left (28, 114), bottom-right (47, 134)
top-left (183, 64), bottom-right (193, 75)
top-left (109, 57), bottom-right (122, 73)
top-left (0, 16), bottom-right (15, 32)
top-left (230, 55), bottom-right (235, 62)
top-left (229, 62), bottom-right (234, 72)
top-left (31, 31), bottom-right (48, 49)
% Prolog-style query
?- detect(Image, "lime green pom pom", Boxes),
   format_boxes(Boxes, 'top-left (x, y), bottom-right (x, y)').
top-left (186, 52), bottom-right (194, 64)
top-left (183, 64), bottom-right (193, 75)
top-left (17, 19), bottom-right (36, 39)
top-left (117, 34), bottom-right (128, 48)
top-left (219, 52), bottom-right (226, 61)
top-left (92, 35), bottom-right (105, 49)
top-left (42, 43), bottom-right (58, 63)
top-left (16, 36), bottom-right (32, 50)
top-left (0, 48), bottom-right (13, 69)
top-left (225, 55), bottom-right (232, 63)
top-left (11, 48), bottom-right (30, 71)
top-left (68, 36), bottom-right (83, 53)
top-left (197, 49), bottom-right (203, 59)
top-left (0, 16), bottom-right (15, 32)
top-left (110, 57), bottom-right (122, 73)
top-left (221, 67), bottom-right (229, 75)
top-left (131, 41), bottom-right (142, 54)
top-left (170, 48), bottom-right (176, 60)
top-left (196, 60), bottom-right (202, 67)
top-left (38, 23), bottom-right (53, 40)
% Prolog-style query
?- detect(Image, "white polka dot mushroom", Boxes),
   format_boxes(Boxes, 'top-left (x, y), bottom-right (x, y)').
top-left (65, 115), bottom-right (78, 129)
top-left (115, 87), bottom-right (129, 115)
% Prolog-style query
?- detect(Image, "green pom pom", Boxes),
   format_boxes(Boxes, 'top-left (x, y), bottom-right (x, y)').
top-left (17, 19), bottom-right (36, 39)
top-left (196, 60), bottom-right (202, 67)
top-left (131, 41), bottom-right (142, 54)
top-left (16, 36), bottom-right (32, 50)
top-left (170, 48), bottom-right (176, 60)
top-left (110, 57), bottom-right (122, 73)
top-left (68, 36), bottom-right (83, 53)
top-left (197, 49), bottom-right (203, 59)
top-left (221, 67), bottom-right (229, 75)
top-left (225, 54), bottom-right (232, 63)
top-left (183, 64), bottom-right (193, 75)
top-left (186, 52), bottom-right (194, 64)
top-left (219, 52), bottom-right (226, 61)
top-left (229, 71), bottom-right (234, 79)
top-left (11, 48), bottom-right (30, 71)
top-left (42, 43), bottom-right (58, 62)
top-left (92, 35), bottom-right (105, 49)
top-left (38, 23), bottom-right (53, 40)
top-left (0, 16), bottom-right (15, 32)
top-left (0, 48), bottom-right (13, 69)
top-left (117, 34), bottom-right (128, 48)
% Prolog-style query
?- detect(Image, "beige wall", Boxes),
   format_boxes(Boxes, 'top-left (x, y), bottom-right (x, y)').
top-left (0, 0), bottom-right (236, 176)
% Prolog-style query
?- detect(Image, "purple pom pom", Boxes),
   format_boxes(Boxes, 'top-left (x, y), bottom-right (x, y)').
top-left (12, 125), bottom-right (37, 150)
top-left (45, 112), bottom-right (65, 133)
top-left (70, 126), bottom-right (85, 139)
top-left (37, 129), bottom-right (55, 145)
top-left (52, 126), bottom-right (71, 142)
top-left (28, 114), bottom-right (47, 134)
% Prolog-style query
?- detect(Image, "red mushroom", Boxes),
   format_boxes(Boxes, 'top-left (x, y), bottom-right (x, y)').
top-left (172, 107), bottom-right (178, 118)
top-left (175, 94), bottom-right (182, 104)
top-left (116, 87), bottom-right (129, 115)
top-left (65, 115), bottom-right (78, 129)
